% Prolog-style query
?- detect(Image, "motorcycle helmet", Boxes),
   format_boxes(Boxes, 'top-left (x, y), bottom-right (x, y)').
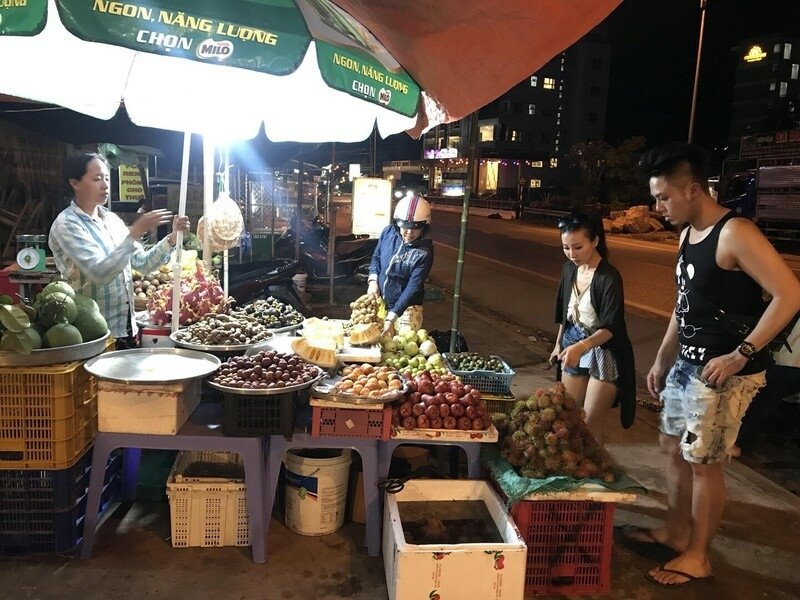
top-left (393, 194), bottom-right (431, 229)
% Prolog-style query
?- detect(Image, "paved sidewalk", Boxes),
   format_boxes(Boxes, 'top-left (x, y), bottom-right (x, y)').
top-left (1, 285), bottom-right (798, 599)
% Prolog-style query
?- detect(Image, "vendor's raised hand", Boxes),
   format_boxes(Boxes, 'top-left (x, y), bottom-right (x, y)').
top-left (130, 209), bottom-right (172, 239)
top-left (367, 280), bottom-right (380, 298)
top-left (167, 215), bottom-right (191, 247)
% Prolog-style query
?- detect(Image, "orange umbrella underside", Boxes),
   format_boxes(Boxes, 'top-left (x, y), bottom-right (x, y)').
top-left (335, 0), bottom-right (622, 137)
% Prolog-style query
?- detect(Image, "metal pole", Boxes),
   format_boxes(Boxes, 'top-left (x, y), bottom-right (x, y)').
top-left (450, 112), bottom-right (480, 352)
top-left (688, 0), bottom-right (708, 143)
top-left (328, 142), bottom-right (336, 305)
top-left (295, 158), bottom-right (304, 260)
top-left (270, 172), bottom-right (276, 258)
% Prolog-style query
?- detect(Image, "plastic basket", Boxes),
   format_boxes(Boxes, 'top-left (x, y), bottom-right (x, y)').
top-left (510, 499), bottom-right (615, 596)
top-left (0, 361), bottom-right (97, 469)
top-left (166, 450), bottom-right (249, 548)
top-left (221, 390), bottom-right (296, 437)
top-left (484, 396), bottom-right (518, 416)
top-left (0, 448), bottom-right (121, 556)
top-left (0, 445), bottom-right (120, 515)
top-left (442, 353), bottom-right (515, 395)
top-left (311, 405), bottom-right (392, 440)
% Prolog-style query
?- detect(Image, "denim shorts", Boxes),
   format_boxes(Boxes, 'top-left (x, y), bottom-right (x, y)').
top-left (660, 358), bottom-right (766, 463)
top-left (560, 322), bottom-right (618, 382)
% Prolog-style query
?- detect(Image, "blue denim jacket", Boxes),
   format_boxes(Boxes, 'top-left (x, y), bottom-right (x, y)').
top-left (369, 225), bottom-right (434, 318)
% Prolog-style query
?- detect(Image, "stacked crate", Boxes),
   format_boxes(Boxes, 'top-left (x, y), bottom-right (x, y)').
top-left (0, 361), bottom-right (120, 555)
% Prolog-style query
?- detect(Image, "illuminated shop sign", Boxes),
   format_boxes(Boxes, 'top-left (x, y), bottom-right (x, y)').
top-left (744, 45), bottom-right (767, 63)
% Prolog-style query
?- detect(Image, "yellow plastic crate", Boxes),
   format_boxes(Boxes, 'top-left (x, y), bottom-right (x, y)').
top-left (0, 361), bottom-right (97, 469)
top-left (166, 451), bottom-right (249, 548)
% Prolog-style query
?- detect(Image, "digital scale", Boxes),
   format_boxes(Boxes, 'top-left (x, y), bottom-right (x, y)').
top-left (15, 234), bottom-right (47, 272)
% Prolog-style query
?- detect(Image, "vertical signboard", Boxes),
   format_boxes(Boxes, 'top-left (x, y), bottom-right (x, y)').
top-left (352, 177), bottom-right (392, 238)
top-left (118, 164), bottom-right (147, 202)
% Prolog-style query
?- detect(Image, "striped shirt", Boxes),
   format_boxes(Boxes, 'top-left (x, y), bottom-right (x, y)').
top-left (48, 201), bottom-right (174, 338)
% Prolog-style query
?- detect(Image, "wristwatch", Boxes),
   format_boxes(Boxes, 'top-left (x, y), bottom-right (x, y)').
top-left (736, 341), bottom-right (757, 359)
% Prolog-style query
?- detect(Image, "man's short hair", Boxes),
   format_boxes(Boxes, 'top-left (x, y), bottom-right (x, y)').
top-left (639, 143), bottom-right (710, 193)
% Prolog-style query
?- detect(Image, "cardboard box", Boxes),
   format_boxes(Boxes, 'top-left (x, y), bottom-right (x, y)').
top-left (383, 480), bottom-right (526, 600)
top-left (98, 379), bottom-right (200, 435)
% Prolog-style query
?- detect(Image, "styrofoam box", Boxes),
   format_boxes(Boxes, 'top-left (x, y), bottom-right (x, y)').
top-left (383, 480), bottom-right (527, 600)
top-left (97, 379), bottom-right (200, 435)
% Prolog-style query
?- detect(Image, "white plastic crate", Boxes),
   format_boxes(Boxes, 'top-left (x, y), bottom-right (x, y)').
top-left (166, 450), bottom-right (249, 548)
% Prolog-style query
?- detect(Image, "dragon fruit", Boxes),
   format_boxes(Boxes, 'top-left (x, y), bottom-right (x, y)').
top-left (146, 261), bottom-right (229, 326)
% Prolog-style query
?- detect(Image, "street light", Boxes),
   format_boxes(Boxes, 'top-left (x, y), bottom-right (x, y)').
top-left (688, 0), bottom-right (708, 143)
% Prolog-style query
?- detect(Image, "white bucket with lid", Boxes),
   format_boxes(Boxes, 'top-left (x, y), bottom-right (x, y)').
top-left (284, 448), bottom-right (351, 536)
top-left (292, 273), bottom-right (308, 294)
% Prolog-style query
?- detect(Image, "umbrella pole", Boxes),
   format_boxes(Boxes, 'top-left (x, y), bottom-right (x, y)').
top-left (449, 112), bottom-right (480, 352)
top-left (295, 157), bottom-right (304, 261)
top-left (202, 137), bottom-right (215, 270)
top-left (328, 142), bottom-right (336, 306)
top-left (171, 131), bottom-right (191, 334)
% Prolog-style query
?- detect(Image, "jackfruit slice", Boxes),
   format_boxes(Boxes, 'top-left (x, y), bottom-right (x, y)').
top-left (291, 337), bottom-right (338, 368)
top-left (349, 323), bottom-right (381, 346)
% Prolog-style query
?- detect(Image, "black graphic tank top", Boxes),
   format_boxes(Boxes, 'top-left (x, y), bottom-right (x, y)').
top-left (676, 212), bottom-right (765, 372)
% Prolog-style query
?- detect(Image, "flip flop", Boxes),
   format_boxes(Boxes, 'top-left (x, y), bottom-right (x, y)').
top-left (646, 564), bottom-right (714, 587)
top-left (615, 525), bottom-right (680, 563)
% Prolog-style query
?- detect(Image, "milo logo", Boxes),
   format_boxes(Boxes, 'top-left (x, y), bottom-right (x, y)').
top-left (378, 88), bottom-right (392, 105)
top-left (196, 39), bottom-right (234, 60)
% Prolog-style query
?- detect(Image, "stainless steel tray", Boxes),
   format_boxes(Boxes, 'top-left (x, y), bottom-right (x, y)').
top-left (169, 331), bottom-right (273, 352)
top-left (83, 348), bottom-right (220, 384)
top-left (207, 367), bottom-right (325, 396)
top-left (311, 375), bottom-right (408, 405)
top-left (266, 322), bottom-right (303, 334)
top-left (0, 332), bottom-right (111, 367)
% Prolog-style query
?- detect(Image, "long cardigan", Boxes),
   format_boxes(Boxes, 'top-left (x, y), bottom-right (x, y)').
top-left (555, 259), bottom-right (637, 429)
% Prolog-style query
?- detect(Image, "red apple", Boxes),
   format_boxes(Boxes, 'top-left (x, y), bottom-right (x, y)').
top-left (463, 384), bottom-right (474, 394)
top-left (445, 392), bottom-right (459, 405)
top-left (459, 394), bottom-right (475, 406)
top-left (465, 405), bottom-right (478, 420)
top-left (471, 417), bottom-right (485, 430)
top-left (402, 416), bottom-right (416, 430)
top-left (421, 394), bottom-right (436, 407)
top-left (412, 403), bottom-right (426, 417)
top-left (406, 380), bottom-right (418, 393)
top-left (409, 391), bottom-right (423, 404)
top-left (443, 416), bottom-right (457, 429)
top-left (449, 403), bottom-right (465, 418)
top-left (434, 381), bottom-right (449, 394)
top-left (399, 402), bottom-right (413, 418)
top-left (457, 416), bottom-right (471, 430)
top-left (417, 414), bottom-right (430, 428)
top-left (430, 417), bottom-right (443, 429)
top-left (425, 405), bottom-right (439, 419)
top-left (438, 403), bottom-right (450, 418)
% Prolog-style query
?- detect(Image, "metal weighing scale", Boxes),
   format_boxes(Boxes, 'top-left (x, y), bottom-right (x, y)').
top-left (15, 234), bottom-right (47, 272)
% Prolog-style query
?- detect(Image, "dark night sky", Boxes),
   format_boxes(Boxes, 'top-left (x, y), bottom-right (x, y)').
top-left (2, 0), bottom-right (798, 171)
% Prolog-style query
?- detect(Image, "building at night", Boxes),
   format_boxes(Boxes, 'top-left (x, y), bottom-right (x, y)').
top-left (421, 24), bottom-right (610, 200)
top-left (728, 35), bottom-right (800, 157)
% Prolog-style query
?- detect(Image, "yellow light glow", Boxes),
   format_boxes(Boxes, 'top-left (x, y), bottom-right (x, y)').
top-left (744, 45), bottom-right (767, 63)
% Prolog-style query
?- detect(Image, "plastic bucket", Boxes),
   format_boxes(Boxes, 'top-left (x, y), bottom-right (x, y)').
top-left (284, 448), bottom-right (351, 536)
top-left (292, 273), bottom-right (308, 294)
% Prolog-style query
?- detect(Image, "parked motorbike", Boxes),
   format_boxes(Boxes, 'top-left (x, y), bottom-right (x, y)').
top-left (273, 214), bottom-right (376, 281)
top-left (224, 258), bottom-right (312, 314)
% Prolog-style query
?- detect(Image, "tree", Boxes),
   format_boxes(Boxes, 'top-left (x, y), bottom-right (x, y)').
top-left (567, 136), bottom-right (647, 208)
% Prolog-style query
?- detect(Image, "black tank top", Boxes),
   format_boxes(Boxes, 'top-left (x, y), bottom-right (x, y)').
top-left (676, 212), bottom-right (766, 373)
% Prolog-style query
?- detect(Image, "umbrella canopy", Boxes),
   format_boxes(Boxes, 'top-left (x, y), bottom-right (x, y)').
top-left (0, 0), bottom-right (622, 142)
top-left (0, 0), bottom-right (419, 141)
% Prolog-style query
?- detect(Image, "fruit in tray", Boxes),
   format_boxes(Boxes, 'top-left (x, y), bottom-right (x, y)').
top-left (302, 317), bottom-right (345, 349)
top-left (173, 313), bottom-right (272, 346)
top-left (0, 281), bottom-right (109, 353)
top-left (147, 261), bottom-right (229, 326)
top-left (391, 371), bottom-right (490, 431)
top-left (447, 352), bottom-right (507, 373)
top-left (230, 296), bottom-right (304, 329)
top-left (349, 294), bottom-right (383, 326)
top-left (492, 383), bottom-right (616, 482)
top-left (380, 327), bottom-right (447, 377)
top-left (292, 336), bottom-right (338, 369)
top-left (132, 266), bottom-right (172, 302)
top-left (333, 364), bottom-right (404, 399)
top-left (349, 323), bottom-right (381, 346)
top-left (210, 350), bottom-right (319, 390)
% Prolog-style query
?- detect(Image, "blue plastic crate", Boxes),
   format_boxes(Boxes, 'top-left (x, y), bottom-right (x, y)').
top-left (0, 448), bottom-right (121, 556)
top-left (442, 353), bottom-right (516, 395)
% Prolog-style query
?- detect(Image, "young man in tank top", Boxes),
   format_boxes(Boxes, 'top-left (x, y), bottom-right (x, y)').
top-left (631, 144), bottom-right (800, 587)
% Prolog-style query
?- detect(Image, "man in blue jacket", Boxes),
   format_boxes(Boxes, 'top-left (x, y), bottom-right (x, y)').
top-left (367, 194), bottom-right (434, 335)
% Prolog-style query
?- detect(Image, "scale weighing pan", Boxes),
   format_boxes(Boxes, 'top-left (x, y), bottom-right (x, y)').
top-left (84, 348), bottom-right (220, 384)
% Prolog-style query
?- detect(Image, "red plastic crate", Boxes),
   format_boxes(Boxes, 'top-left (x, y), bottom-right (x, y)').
top-left (311, 405), bottom-right (392, 440)
top-left (510, 499), bottom-right (615, 596)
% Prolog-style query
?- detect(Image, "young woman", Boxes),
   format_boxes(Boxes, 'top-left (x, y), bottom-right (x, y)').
top-left (550, 211), bottom-right (636, 443)
top-left (49, 153), bottom-right (189, 348)
top-left (368, 194), bottom-right (434, 335)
